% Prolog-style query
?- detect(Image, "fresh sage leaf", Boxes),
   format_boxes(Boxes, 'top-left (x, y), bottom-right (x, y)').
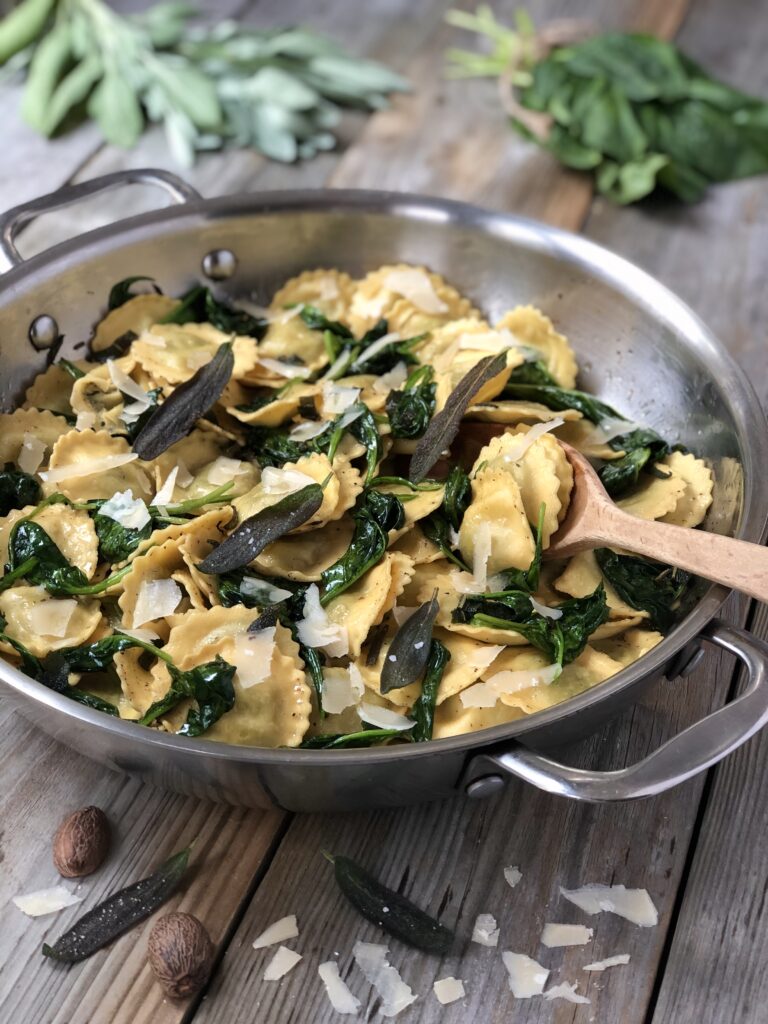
top-left (380, 591), bottom-right (440, 693)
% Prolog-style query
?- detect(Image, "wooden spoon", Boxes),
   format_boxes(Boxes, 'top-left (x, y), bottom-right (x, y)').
top-left (546, 442), bottom-right (768, 603)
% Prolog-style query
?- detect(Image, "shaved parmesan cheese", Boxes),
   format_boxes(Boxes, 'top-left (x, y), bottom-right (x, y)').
top-left (559, 884), bottom-right (658, 927)
top-left (40, 452), bottom-right (139, 484)
top-left (317, 278), bottom-right (340, 301)
top-left (258, 357), bottom-right (310, 379)
top-left (263, 945), bottom-right (302, 981)
top-left (544, 982), bottom-right (590, 1004)
top-left (321, 349), bottom-right (354, 381)
top-left (290, 419), bottom-right (330, 442)
top-left (133, 578), bottom-right (182, 626)
top-left (107, 359), bottom-right (150, 405)
top-left (352, 941), bottom-right (417, 1017)
top-left (323, 382), bottom-right (361, 415)
top-left (530, 596), bottom-right (562, 620)
top-left (359, 703), bottom-right (414, 731)
top-left (392, 604), bottom-right (418, 626)
top-left (354, 331), bottom-right (401, 368)
top-left (504, 866), bottom-right (522, 889)
top-left (116, 626), bottom-right (161, 642)
top-left (466, 643), bottom-right (505, 671)
top-left (450, 569), bottom-right (486, 595)
top-left (471, 521), bottom-right (492, 590)
top-left (272, 304), bottom-right (304, 325)
top-left (432, 341), bottom-right (460, 374)
top-left (484, 662), bottom-right (562, 696)
top-left (502, 419), bottom-right (565, 463)
top-left (75, 411), bottom-right (97, 431)
top-left (175, 460), bottom-right (194, 488)
top-left (252, 914), bottom-right (299, 949)
top-left (139, 331), bottom-right (166, 348)
top-left (13, 885), bottom-right (82, 917)
top-left (323, 665), bottom-right (365, 714)
top-left (207, 456), bottom-right (246, 485)
top-left (472, 913), bottom-right (500, 947)
top-left (433, 977), bottom-right (466, 1004)
top-left (153, 466), bottom-right (179, 506)
top-left (457, 327), bottom-right (516, 353)
top-left (382, 269), bottom-right (448, 314)
top-left (335, 405), bottom-right (364, 432)
top-left (541, 923), bottom-right (593, 948)
top-left (28, 598), bottom-right (77, 638)
top-left (582, 416), bottom-right (638, 445)
top-left (232, 627), bottom-right (276, 689)
top-left (372, 361), bottom-right (409, 394)
top-left (583, 954), bottom-right (630, 971)
top-left (318, 961), bottom-right (361, 1015)
top-left (18, 432), bottom-right (47, 474)
top-left (239, 578), bottom-right (293, 604)
top-left (261, 466), bottom-right (316, 495)
top-left (460, 683), bottom-right (498, 709)
top-left (501, 952), bottom-right (549, 998)
top-left (296, 584), bottom-right (348, 658)
top-left (99, 489), bottom-right (151, 530)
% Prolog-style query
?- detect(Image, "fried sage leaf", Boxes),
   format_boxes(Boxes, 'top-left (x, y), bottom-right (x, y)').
top-left (328, 853), bottom-right (454, 955)
top-left (42, 847), bottom-right (190, 963)
top-left (132, 342), bottom-right (234, 459)
top-left (409, 351), bottom-right (508, 481)
top-left (198, 483), bottom-right (323, 575)
top-left (380, 591), bottom-right (440, 693)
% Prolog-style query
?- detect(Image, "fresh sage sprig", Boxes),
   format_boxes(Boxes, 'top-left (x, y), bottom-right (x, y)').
top-left (446, 7), bottom-right (768, 204)
top-left (0, 0), bottom-right (408, 165)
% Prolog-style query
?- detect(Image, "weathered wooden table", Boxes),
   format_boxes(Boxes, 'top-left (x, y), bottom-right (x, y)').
top-left (1, 0), bottom-right (766, 1021)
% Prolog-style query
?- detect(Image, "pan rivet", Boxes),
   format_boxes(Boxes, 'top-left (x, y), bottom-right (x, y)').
top-left (202, 249), bottom-right (237, 281)
top-left (28, 315), bottom-right (60, 350)
top-left (466, 775), bottom-right (506, 799)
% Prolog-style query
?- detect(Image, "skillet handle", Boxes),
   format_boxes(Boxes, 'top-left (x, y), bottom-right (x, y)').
top-left (0, 168), bottom-right (201, 270)
top-left (463, 619), bottom-right (768, 802)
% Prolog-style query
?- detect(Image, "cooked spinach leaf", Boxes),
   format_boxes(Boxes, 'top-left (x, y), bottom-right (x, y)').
top-left (419, 465), bottom-right (472, 571)
top-left (351, 331), bottom-right (423, 376)
top-left (6, 520), bottom-right (90, 594)
top-left (89, 331), bottom-right (138, 363)
top-left (493, 503), bottom-right (545, 593)
top-left (132, 342), bottom-right (234, 459)
top-left (500, 382), bottom-right (621, 424)
top-left (299, 304), bottom-right (354, 340)
top-left (346, 402), bottom-right (383, 483)
top-left (299, 729), bottom-right (402, 749)
top-left (0, 465), bottom-right (41, 517)
top-left (107, 276), bottom-right (160, 310)
top-left (411, 639), bottom-right (451, 742)
top-left (386, 365), bottom-right (436, 439)
top-left (320, 490), bottom-right (405, 606)
top-left (139, 655), bottom-right (236, 736)
top-left (506, 360), bottom-right (558, 387)
top-left (58, 358), bottom-right (86, 379)
top-left (92, 509), bottom-right (153, 564)
top-left (380, 591), bottom-right (440, 693)
top-left (599, 427), bottom-right (674, 497)
top-left (159, 284), bottom-right (268, 339)
top-left (454, 585), bottom-right (608, 666)
top-left (595, 548), bottom-right (690, 631)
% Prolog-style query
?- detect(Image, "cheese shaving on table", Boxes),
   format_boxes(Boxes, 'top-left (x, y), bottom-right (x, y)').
top-left (352, 941), bottom-right (418, 1017)
top-left (544, 982), bottom-right (591, 1004)
top-left (28, 598), bottom-right (77, 638)
top-left (252, 914), bottom-right (299, 949)
top-left (290, 419), bottom-right (331, 442)
top-left (258, 357), bottom-right (311, 379)
top-left (318, 962), bottom-right (361, 1014)
top-left (132, 579), bottom-right (182, 626)
top-left (472, 913), bottom-right (500, 947)
top-left (296, 584), bottom-right (349, 658)
top-left (260, 466), bottom-right (317, 496)
top-left (263, 945), bottom-right (302, 981)
top-left (504, 866), bottom-right (522, 888)
top-left (99, 489), bottom-right (151, 530)
top-left (322, 382), bottom-right (361, 415)
top-left (153, 466), bottom-right (179, 506)
top-left (18, 432), bottom-right (47, 474)
top-left (40, 452), bottom-right (139, 484)
top-left (353, 332), bottom-right (401, 367)
top-left (13, 885), bottom-right (82, 917)
top-left (382, 269), bottom-right (448, 313)
top-left (501, 418), bottom-right (565, 462)
top-left (373, 361), bottom-right (409, 394)
top-left (583, 954), bottom-right (631, 971)
top-left (541, 923), bottom-right (593, 948)
top-left (359, 702), bottom-right (414, 731)
top-left (207, 456), bottom-right (247, 485)
top-left (433, 977), bottom-right (466, 1005)
top-left (559, 884), bottom-right (658, 926)
top-left (232, 627), bottom-right (276, 689)
top-left (322, 664), bottom-right (365, 714)
top-left (239, 578), bottom-right (293, 604)
top-left (501, 952), bottom-right (549, 998)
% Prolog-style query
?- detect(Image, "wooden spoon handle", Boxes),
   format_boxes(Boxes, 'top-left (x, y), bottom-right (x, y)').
top-left (592, 506), bottom-right (768, 603)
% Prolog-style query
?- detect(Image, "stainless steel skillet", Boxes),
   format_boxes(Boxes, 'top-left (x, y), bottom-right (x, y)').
top-left (0, 169), bottom-right (766, 812)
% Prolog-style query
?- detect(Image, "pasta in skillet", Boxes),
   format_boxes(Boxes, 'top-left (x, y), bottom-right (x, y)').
top-left (0, 265), bottom-right (713, 748)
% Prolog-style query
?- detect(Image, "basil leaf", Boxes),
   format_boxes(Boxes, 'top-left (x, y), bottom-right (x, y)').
top-left (409, 352), bottom-right (509, 481)
top-left (107, 276), bottom-right (160, 310)
top-left (411, 639), bottom-right (450, 742)
top-left (0, 465), bottom-right (41, 517)
top-left (380, 591), bottom-right (439, 693)
top-left (198, 483), bottom-right (323, 575)
top-left (132, 342), bottom-right (234, 459)
top-left (595, 548), bottom-right (690, 631)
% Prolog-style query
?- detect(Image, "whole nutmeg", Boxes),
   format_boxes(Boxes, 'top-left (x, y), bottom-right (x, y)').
top-left (53, 806), bottom-right (110, 878)
top-left (148, 912), bottom-right (214, 1000)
